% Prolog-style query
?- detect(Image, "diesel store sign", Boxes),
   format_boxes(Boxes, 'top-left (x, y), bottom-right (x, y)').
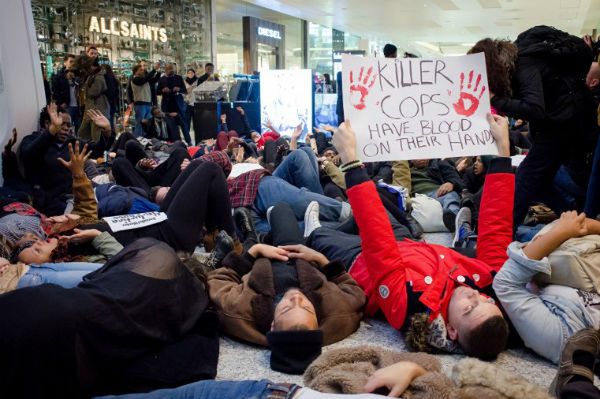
top-left (88, 16), bottom-right (168, 42)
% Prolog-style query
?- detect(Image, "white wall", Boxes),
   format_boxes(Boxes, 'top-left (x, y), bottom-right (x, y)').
top-left (0, 0), bottom-right (46, 185)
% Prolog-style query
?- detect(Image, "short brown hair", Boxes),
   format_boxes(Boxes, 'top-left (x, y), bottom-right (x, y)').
top-left (461, 315), bottom-right (509, 360)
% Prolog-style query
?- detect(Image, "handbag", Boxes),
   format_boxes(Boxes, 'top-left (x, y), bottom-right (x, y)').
top-left (523, 204), bottom-right (558, 226)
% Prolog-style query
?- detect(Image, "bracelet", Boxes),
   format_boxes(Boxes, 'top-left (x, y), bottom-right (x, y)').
top-left (340, 160), bottom-right (363, 173)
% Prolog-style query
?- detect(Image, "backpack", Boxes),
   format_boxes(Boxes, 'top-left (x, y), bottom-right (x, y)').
top-left (515, 25), bottom-right (594, 123)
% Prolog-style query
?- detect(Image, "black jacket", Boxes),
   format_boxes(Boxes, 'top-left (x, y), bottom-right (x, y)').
top-left (18, 130), bottom-right (78, 215)
top-left (0, 239), bottom-right (219, 398)
top-left (425, 159), bottom-right (464, 191)
top-left (51, 67), bottom-right (71, 107)
top-left (157, 74), bottom-right (187, 113)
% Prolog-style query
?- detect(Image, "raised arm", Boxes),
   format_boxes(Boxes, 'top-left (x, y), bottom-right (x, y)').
top-left (332, 121), bottom-right (409, 329)
top-left (475, 114), bottom-right (514, 270)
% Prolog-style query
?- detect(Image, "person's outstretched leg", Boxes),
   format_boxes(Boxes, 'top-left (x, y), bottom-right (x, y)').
top-left (125, 140), bottom-right (148, 166)
top-left (273, 148), bottom-right (323, 194)
top-left (269, 203), bottom-right (304, 246)
top-left (306, 227), bottom-right (361, 270)
top-left (160, 161), bottom-right (234, 252)
top-left (112, 158), bottom-right (151, 194)
top-left (254, 176), bottom-right (344, 222)
top-left (151, 147), bottom-right (190, 187)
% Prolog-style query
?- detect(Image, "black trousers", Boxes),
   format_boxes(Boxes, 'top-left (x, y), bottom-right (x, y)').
top-left (112, 147), bottom-right (190, 195)
top-left (93, 160), bottom-right (235, 252)
top-left (269, 203), bottom-right (304, 246)
top-left (561, 380), bottom-right (600, 399)
top-left (514, 133), bottom-right (567, 226)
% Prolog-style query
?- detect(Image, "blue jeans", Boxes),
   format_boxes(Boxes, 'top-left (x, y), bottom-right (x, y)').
top-left (96, 380), bottom-right (283, 399)
top-left (253, 175), bottom-right (343, 232)
top-left (133, 104), bottom-right (153, 137)
top-left (274, 147), bottom-right (323, 194)
top-left (68, 106), bottom-right (82, 133)
top-left (16, 262), bottom-right (101, 289)
top-left (427, 189), bottom-right (460, 215)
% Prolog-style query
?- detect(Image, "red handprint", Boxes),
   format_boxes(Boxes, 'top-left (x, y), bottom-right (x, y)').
top-left (349, 67), bottom-right (376, 111)
top-left (452, 70), bottom-right (486, 117)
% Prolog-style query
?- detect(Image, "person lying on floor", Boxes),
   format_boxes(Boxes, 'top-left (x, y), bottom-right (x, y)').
top-left (493, 211), bottom-right (600, 364)
top-left (4, 142), bottom-right (123, 265)
top-left (96, 348), bottom-right (551, 399)
top-left (207, 203), bottom-right (365, 374)
top-left (306, 115), bottom-right (514, 360)
top-left (0, 256), bottom-right (101, 294)
top-left (0, 238), bottom-right (219, 399)
top-left (179, 145), bottom-right (353, 234)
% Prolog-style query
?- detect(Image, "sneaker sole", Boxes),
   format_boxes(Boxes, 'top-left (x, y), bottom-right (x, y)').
top-left (304, 202), bottom-right (319, 238)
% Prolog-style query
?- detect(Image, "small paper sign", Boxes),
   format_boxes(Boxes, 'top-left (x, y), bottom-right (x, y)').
top-left (103, 212), bottom-right (167, 232)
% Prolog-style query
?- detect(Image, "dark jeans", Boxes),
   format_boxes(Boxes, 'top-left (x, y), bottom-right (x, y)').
top-left (183, 105), bottom-right (194, 142)
top-left (514, 135), bottom-right (566, 227)
top-left (273, 147), bottom-right (323, 195)
top-left (307, 227), bottom-right (362, 269)
top-left (68, 106), bottom-right (82, 133)
top-left (112, 147), bottom-right (190, 195)
top-left (94, 161), bottom-right (235, 252)
top-left (560, 380), bottom-right (600, 399)
top-left (269, 203), bottom-right (304, 246)
top-left (166, 114), bottom-right (191, 144)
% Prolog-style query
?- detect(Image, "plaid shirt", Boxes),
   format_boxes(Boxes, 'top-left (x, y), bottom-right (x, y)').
top-left (196, 150), bottom-right (268, 208)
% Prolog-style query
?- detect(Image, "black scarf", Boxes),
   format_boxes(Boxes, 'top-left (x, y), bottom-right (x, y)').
top-left (185, 76), bottom-right (198, 85)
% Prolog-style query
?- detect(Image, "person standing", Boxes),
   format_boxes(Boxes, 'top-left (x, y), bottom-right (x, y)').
top-left (157, 63), bottom-right (190, 144)
top-left (127, 64), bottom-right (154, 137)
top-left (183, 68), bottom-right (198, 142)
top-left (198, 62), bottom-right (218, 85)
top-left (52, 54), bottom-right (82, 132)
top-left (76, 55), bottom-right (110, 143)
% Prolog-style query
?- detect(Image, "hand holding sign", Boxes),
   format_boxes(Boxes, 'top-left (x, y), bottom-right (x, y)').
top-left (332, 120), bottom-right (358, 164)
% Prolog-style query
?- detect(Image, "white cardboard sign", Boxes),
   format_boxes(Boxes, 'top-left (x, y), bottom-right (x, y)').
top-left (342, 53), bottom-right (498, 161)
top-left (103, 212), bottom-right (167, 232)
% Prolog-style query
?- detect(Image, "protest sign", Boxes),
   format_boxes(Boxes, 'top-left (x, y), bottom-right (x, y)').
top-left (342, 53), bottom-right (498, 162)
top-left (103, 212), bottom-right (167, 232)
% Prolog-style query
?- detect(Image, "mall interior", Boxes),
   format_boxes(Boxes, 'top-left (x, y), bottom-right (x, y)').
top-left (3, 1), bottom-right (600, 398)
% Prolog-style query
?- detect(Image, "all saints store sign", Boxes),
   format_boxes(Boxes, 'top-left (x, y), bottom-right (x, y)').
top-left (88, 16), bottom-right (168, 43)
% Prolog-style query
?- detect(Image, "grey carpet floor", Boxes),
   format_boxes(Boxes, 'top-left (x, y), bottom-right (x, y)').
top-left (215, 233), bottom-right (559, 390)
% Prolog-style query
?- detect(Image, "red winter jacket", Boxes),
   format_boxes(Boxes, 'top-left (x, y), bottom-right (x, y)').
top-left (346, 157), bottom-right (515, 329)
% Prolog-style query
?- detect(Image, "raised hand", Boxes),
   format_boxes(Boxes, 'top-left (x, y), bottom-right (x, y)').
top-left (47, 102), bottom-right (64, 134)
top-left (57, 141), bottom-right (90, 175)
top-left (291, 123), bottom-right (303, 140)
top-left (4, 128), bottom-right (18, 154)
top-left (87, 109), bottom-right (111, 132)
top-left (220, 113), bottom-right (227, 124)
top-left (332, 120), bottom-right (358, 164)
top-left (236, 106), bottom-right (245, 115)
top-left (452, 70), bottom-right (486, 117)
top-left (349, 66), bottom-right (376, 110)
top-left (486, 113), bottom-right (510, 157)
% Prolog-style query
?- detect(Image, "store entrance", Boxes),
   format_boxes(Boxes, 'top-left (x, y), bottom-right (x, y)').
top-left (257, 43), bottom-right (277, 71)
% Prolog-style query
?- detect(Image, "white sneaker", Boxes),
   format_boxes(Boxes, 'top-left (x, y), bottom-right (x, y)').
top-left (304, 201), bottom-right (322, 238)
top-left (266, 206), bottom-right (274, 225)
top-left (339, 202), bottom-right (353, 222)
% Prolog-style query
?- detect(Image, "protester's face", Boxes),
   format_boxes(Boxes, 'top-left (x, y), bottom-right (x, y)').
top-left (87, 48), bottom-right (98, 59)
top-left (165, 64), bottom-right (174, 76)
top-left (251, 132), bottom-right (260, 142)
top-left (187, 70), bottom-right (196, 79)
top-left (155, 187), bottom-right (170, 204)
top-left (473, 157), bottom-right (484, 176)
top-left (152, 108), bottom-right (163, 118)
top-left (140, 61), bottom-right (147, 71)
top-left (272, 289), bottom-right (318, 331)
top-left (514, 119), bottom-right (523, 127)
top-left (18, 238), bottom-right (58, 264)
top-left (323, 150), bottom-right (336, 161)
top-left (65, 57), bottom-right (75, 69)
top-left (56, 113), bottom-right (73, 142)
top-left (205, 65), bottom-right (214, 75)
top-left (586, 62), bottom-right (600, 89)
top-left (446, 286), bottom-right (503, 343)
top-left (412, 159), bottom-right (429, 169)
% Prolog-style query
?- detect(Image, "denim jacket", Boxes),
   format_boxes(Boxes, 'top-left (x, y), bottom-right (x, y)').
top-left (493, 241), bottom-right (596, 363)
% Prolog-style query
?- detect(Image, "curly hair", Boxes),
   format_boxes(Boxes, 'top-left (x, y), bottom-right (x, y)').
top-left (468, 38), bottom-right (518, 98)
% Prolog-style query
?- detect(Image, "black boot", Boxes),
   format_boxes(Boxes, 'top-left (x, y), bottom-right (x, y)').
top-left (234, 207), bottom-right (258, 244)
top-left (206, 230), bottom-right (234, 269)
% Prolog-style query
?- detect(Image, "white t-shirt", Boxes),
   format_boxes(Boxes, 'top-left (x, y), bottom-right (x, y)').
top-left (229, 163), bottom-right (264, 179)
top-left (294, 388), bottom-right (388, 399)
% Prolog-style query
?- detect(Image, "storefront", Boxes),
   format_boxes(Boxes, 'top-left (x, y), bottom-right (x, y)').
top-left (31, 0), bottom-right (213, 80)
top-left (242, 16), bottom-right (285, 74)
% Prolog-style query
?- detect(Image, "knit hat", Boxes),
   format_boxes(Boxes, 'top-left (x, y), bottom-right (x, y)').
top-left (267, 330), bottom-right (324, 374)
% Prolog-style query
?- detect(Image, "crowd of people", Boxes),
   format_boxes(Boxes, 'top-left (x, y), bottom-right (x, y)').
top-left (1, 25), bottom-right (600, 399)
